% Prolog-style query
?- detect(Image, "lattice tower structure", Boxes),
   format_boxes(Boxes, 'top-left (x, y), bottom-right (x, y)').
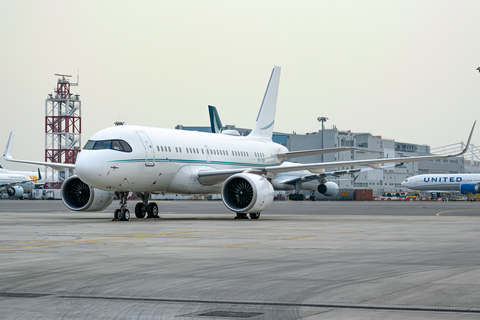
top-left (45, 75), bottom-right (81, 189)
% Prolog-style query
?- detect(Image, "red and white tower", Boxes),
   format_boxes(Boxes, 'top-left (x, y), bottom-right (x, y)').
top-left (44, 74), bottom-right (81, 189)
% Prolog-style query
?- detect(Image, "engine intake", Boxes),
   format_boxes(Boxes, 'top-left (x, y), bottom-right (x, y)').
top-left (222, 173), bottom-right (274, 214)
top-left (7, 186), bottom-right (24, 197)
top-left (317, 181), bottom-right (340, 197)
top-left (61, 176), bottom-right (114, 211)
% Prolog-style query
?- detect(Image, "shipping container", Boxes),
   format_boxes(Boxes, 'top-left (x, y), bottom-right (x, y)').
top-left (355, 189), bottom-right (373, 201)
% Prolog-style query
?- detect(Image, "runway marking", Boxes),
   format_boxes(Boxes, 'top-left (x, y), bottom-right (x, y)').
top-left (221, 242), bottom-right (256, 248)
top-left (286, 236), bottom-right (314, 240)
top-left (436, 209), bottom-right (478, 217)
top-left (338, 231), bottom-right (362, 234)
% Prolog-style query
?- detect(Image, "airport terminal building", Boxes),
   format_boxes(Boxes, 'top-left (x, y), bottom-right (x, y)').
top-left (176, 123), bottom-right (480, 196)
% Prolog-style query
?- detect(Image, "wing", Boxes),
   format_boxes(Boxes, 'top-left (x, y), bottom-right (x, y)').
top-left (277, 164), bottom-right (400, 186)
top-left (3, 130), bottom-right (76, 170)
top-left (198, 121), bottom-right (476, 186)
top-left (277, 147), bottom-right (357, 162)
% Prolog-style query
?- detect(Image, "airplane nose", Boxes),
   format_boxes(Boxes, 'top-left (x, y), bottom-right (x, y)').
top-left (75, 152), bottom-right (104, 186)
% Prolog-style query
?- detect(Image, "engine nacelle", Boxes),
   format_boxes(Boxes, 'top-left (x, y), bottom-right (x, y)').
top-left (460, 183), bottom-right (480, 195)
top-left (317, 181), bottom-right (339, 197)
top-left (61, 175), bottom-right (115, 211)
top-left (7, 186), bottom-right (24, 197)
top-left (222, 173), bottom-right (274, 214)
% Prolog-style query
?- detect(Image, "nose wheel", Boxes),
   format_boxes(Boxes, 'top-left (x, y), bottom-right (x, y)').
top-left (114, 192), bottom-right (131, 221)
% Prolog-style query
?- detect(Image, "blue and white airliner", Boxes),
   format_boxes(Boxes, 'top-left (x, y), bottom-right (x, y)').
top-left (3, 66), bottom-right (476, 220)
top-left (402, 174), bottom-right (480, 194)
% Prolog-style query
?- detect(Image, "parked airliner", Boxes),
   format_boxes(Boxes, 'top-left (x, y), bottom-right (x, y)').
top-left (402, 174), bottom-right (480, 194)
top-left (3, 66), bottom-right (476, 220)
top-left (0, 167), bottom-right (41, 198)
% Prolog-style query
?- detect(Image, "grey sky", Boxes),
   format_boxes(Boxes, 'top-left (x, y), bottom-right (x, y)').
top-left (1, 1), bottom-right (480, 170)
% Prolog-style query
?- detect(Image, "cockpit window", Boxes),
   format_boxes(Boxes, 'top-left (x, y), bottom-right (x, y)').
top-left (83, 140), bottom-right (132, 152)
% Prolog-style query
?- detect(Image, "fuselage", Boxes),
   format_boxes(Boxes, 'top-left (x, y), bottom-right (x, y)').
top-left (76, 125), bottom-right (288, 194)
top-left (0, 173), bottom-right (34, 193)
top-left (401, 174), bottom-right (480, 192)
top-left (0, 169), bottom-right (43, 185)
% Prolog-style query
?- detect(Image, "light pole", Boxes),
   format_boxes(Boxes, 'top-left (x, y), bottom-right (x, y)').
top-left (317, 117), bottom-right (328, 162)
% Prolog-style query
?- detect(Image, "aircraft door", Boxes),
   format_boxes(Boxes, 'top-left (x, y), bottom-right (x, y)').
top-left (205, 145), bottom-right (211, 163)
top-left (137, 131), bottom-right (155, 167)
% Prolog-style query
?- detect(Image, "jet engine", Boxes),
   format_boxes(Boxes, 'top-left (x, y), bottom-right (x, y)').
top-left (7, 186), bottom-right (24, 197)
top-left (460, 184), bottom-right (480, 195)
top-left (222, 173), bottom-right (274, 214)
top-left (317, 181), bottom-right (339, 197)
top-left (61, 176), bottom-right (114, 211)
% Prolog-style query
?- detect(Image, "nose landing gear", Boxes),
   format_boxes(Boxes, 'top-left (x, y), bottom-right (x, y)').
top-left (114, 192), bottom-right (131, 221)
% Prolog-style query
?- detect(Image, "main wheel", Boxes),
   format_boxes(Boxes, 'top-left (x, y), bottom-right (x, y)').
top-left (235, 213), bottom-right (248, 219)
top-left (147, 202), bottom-right (159, 218)
top-left (135, 203), bottom-right (146, 218)
top-left (249, 213), bottom-right (260, 219)
top-left (114, 209), bottom-right (121, 220)
top-left (120, 208), bottom-right (130, 221)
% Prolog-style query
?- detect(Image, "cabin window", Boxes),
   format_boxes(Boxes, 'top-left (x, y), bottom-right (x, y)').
top-left (168, 147), bottom-right (171, 152)
top-left (175, 147), bottom-right (178, 152)
top-left (201, 149), bottom-right (204, 154)
top-left (160, 146), bottom-right (164, 152)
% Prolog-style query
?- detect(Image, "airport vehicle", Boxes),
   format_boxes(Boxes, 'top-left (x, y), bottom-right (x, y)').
top-left (402, 174), bottom-right (480, 194)
top-left (3, 66), bottom-right (475, 220)
top-left (0, 167), bottom-right (41, 198)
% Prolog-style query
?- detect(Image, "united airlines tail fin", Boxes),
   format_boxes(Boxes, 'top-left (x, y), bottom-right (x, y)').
top-left (248, 65), bottom-right (281, 140)
top-left (209, 105), bottom-right (223, 133)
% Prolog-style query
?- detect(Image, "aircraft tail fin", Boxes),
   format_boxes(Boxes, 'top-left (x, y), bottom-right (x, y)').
top-left (208, 105), bottom-right (223, 133)
top-left (248, 65), bottom-right (281, 140)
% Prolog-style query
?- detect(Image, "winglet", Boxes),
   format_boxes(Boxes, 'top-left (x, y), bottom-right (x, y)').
top-left (37, 168), bottom-right (42, 181)
top-left (454, 121), bottom-right (476, 157)
top-left (3, 129), bottom-right (14, 161)
top-left (248, 66), bottom-right (281, 140)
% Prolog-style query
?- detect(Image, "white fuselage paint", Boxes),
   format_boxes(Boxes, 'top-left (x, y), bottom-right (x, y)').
top-left (0, 173), bottom-right (34, 193)
top-left (76, 125), bottom-right (288, 194)
top-left (401, 174), bottom-right (480, 191)
top-left (0, 169), bottom-right (44, 185)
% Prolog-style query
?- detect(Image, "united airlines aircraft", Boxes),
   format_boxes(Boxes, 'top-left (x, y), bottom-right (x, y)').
top-left (402, 174), bottom-right (480, 194)
top-left (3, 66), bottom-right (476, 220)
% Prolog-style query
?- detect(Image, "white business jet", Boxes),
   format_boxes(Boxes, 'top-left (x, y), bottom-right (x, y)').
top-left (3, 66), bottom-right (476, 220)
top-left (0, 167), bottom-right (41, 198)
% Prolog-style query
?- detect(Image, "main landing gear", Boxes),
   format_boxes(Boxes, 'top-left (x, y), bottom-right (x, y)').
top-left (134, 192), bottom-right (160, 219)
top-left (235, 213), bottom-right (261, 219)
top-left (289, 193), bottom-right (305, 201)
top-left (113, 192), bottom-right (160, 221)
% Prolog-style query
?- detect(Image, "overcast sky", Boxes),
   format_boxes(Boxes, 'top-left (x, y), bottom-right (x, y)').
top-left (1, 1), bottom-right (480, 171)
